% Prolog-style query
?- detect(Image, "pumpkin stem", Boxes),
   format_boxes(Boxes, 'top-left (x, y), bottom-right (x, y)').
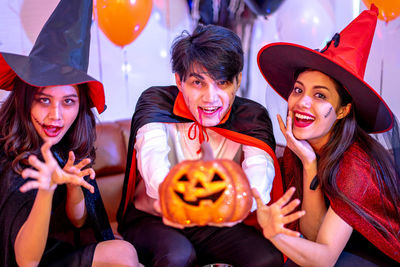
top-left (200, 141), bottom-right (214, 161)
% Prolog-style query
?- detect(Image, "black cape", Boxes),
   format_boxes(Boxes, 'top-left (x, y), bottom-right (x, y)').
top-left (0, 150), bottom-right (113, 266)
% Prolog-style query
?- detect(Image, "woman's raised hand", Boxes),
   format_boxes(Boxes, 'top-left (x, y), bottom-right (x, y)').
top-left (277, 112), bottom-right (316, 165)
top-left (20, 142), bottom-right (95, 193)
top-left (253, 187), bottom-right (305, 239)
top-left (63, 150), bottom-right (95, 184)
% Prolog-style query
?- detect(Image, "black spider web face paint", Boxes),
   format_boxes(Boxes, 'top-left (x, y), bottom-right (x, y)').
top-left (324, 106), bottom-right (333, 118)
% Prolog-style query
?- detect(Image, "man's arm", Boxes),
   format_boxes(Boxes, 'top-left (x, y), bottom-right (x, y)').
top-left (134, 122), bottom-right (171, 215)
top-left (242, 145), bottom-right (275, 211)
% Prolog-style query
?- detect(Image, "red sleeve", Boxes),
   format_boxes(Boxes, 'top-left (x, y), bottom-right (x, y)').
top-left (328, 144), bottom-right (400, 262)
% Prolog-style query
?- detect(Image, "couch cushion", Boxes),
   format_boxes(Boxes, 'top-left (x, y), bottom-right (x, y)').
top-left (97, 173), bottom-right (124, 222)
top-left (116, 119), bottom-right (131, 150)
top-left (94, 122), bottom-right (127, 177)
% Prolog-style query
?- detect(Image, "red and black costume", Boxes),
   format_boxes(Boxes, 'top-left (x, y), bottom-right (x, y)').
top-left (281, 143), bottom-right (400, 264)
top-left (0, 149), bottom-right (113, 267)
top-left (117, 85), bottom-right (283, 222)
top-left (117, 85), bottom-right (284, 266)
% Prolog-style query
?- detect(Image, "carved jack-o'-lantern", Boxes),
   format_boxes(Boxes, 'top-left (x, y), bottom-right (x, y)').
top-left (159, 142), bottom-right (252, 226)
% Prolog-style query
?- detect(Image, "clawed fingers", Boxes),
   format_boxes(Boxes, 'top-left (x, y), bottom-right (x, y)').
top-left (79, 168), bottom-right (96, 179)
top-left (74, 158), bottom-right (91, 171)
top-left (40, 141), bottom-right (55, 164)
top-left (63, 154), bottom-right (94, 179)
top-left (65, 151), bottom-right (76, 169)
top-left (21, 168), bottom-right (40, 180)
top-left (65, 173), bottom-right (94, 193)
top-left (75, 178), bottom-right (94, 193)
top-left (26, 155), bottom-right (45, 172)
top-left (78, 180), bottom-right (94, 193)
top-left (19, 181), bottom-right (41, 192)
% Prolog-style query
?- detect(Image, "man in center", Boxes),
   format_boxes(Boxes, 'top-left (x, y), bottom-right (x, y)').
top-left (117, 24), bottom-right (283, 267)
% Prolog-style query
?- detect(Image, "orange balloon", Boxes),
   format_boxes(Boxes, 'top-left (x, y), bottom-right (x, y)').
top-left (95, 0), bottom-right (153, 47)
top-left (362, 0), bottom-right (400, 22)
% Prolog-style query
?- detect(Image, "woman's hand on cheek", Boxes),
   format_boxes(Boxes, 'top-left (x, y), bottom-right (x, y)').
top-left (20, 142), bottom-right (95, 193)
top-left (277, 112), bottom-right (316, 165)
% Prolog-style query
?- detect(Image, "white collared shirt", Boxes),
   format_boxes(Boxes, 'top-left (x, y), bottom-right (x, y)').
top-left (134, 122), bottom-right (275, 211)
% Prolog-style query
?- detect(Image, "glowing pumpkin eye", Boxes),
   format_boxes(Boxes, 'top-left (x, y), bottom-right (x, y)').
top-left (159, 143), bottom-right (253, 226)
top-left (178, 175), bottom-right (189, 182)
top-left (211, 173), bottom-right (224, 182)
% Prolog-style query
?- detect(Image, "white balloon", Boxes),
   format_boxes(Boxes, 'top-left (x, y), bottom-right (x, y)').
top-left (276, 0), bottom-right (335, 49)
top-left (20, 0), bottom-right (60, 44)
top-left (153, 0), bottom-right (190, 30)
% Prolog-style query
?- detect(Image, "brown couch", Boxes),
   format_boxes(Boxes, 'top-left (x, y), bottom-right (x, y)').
top-left (92, 118), bottom-right (286, 238)
top-left (93, 119), bottom-right (131, 238)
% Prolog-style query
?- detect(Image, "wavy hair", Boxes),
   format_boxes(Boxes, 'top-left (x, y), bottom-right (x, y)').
top-left (0, 77), bottom-right (96, 174)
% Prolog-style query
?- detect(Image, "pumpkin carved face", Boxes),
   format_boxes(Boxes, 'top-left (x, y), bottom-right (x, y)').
top-left (159, 142), bottom-right (252, 226)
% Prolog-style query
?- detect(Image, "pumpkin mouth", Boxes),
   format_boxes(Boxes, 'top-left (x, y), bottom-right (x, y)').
top-left (174, 188), bottom-right (226, 206)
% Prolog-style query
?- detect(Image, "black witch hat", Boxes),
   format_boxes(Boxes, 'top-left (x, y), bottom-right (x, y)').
top-left (0, 0), bottom-right (105, 113)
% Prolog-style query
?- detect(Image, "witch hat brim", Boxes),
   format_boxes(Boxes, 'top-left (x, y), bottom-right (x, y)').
top-left (0, 0), bottom-right (105, 114)
top-left (257, 6), bottom-right (393, 133)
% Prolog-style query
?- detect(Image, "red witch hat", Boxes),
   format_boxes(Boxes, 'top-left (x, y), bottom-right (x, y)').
top-left (257, 4), bottom-right (393, 133)
top-left (0, 0), bottom-right (105, 114)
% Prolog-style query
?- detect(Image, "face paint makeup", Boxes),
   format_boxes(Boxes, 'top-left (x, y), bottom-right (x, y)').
top-left (176, 68), bottom-right (239, 127)
top-left (324, 106), bottom-right (333, 118)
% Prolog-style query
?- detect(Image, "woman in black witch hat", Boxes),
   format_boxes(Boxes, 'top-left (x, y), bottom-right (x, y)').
top-left (254, 5), bottom-right (400, 266)
top-left (0, 0), bottom-right (140, 266)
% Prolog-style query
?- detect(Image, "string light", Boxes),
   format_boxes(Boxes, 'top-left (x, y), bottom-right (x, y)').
top-left (160, 49), bottom-right (168, 58)
top-left (121, 62), bottom-right (132, 73)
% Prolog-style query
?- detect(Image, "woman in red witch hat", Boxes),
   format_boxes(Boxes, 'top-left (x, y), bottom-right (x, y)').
top-left (254, 5), bottom-right (400, 266)
top-left (0, 0), bottom-right (140, 266)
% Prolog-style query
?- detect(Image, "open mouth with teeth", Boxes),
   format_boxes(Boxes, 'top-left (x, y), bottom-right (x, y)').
top-left (43, 125), bottom-right (63, 137)
top-left (33, 117), bottom-right (63, 137)
top-left (198, 106), bottom-right (221, 116)
top-left (294, 112), bottom-right (315, 127)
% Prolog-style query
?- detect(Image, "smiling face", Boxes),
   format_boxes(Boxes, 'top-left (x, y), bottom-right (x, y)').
top-left (159, 157), bottom-right (252, 226)
top-left (31, 85), bottom-right (80, 145)
top-left (288, 70), bottom-right (350, 150)
top-left (175, 66), bottom-right (242, 127)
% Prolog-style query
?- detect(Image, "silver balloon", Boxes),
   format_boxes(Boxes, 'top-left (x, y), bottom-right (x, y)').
top-left (276, 0), bottom-right (335, 49)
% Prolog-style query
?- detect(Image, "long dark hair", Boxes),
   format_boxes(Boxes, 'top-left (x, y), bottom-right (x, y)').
top-left (285, 69), bottom-right (400, 240)
top-left (0, 77), bottom-right (96, 174)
